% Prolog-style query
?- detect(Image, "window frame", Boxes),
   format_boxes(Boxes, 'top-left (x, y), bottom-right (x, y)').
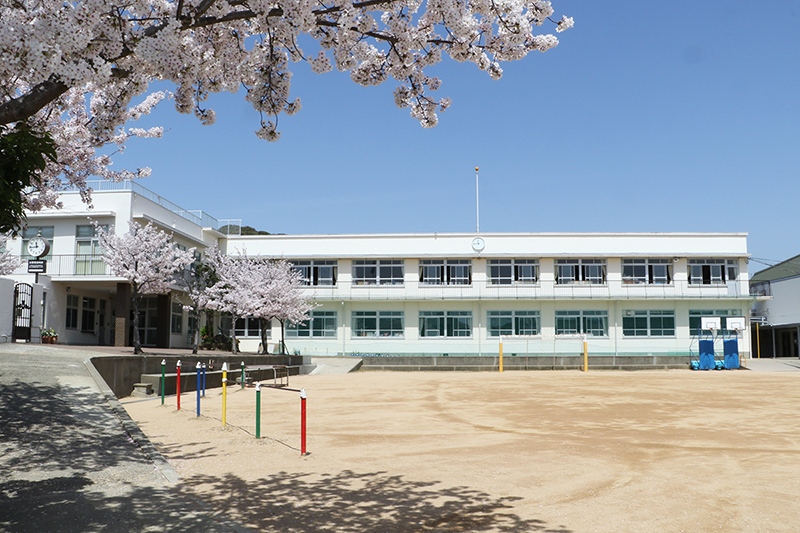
top-left (622, 310), bottom-right (676, 337)
top-left (66, 294), bottom-right (79, 330)
top-left (352, 310), bottom-right (404, 338)
top-left (171, 302), bottom-right (183, 334)
top-left (488, 259), bottom-right (539, 285)
top-left (292, 260), bottom-right (338, 286)
top-left (287, 310), bottom-right (337, 338)
top-left (353, 260), bottom-right (404, 286)
top-left (555, 259), bottom-right (607, 285)
top-left (622, 259), bottom-right (673, 285)
top-left (555, 310), bottom-right (609, 337)
top-left (688, 259), bottom-right (738, 286)
top-left (419, 311), bottom-right (473, 338)
top-left (487, 310), bottom-right (541, 337)
top-left (419, 260), bottom-right (472, 286)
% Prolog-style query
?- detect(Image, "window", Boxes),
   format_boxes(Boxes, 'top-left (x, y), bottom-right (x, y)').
top-left (487, 311), bottom-right (541, 336)
top-left (622, 310), bottom-right (675, 337)
top-left (292, 261), bottom-right (338, 286)
top-left (81, 297), bottom-right (96, 332)
top-left (555, 310), bottom-right (608, 336)
top-left (171, 302), bottom-right (183, 334)
top-left (66, 294), bottom-right (79, 329)
top-left (235, 316), bottom-right (262, 338)
top-left (287, 311), bottom-right (337, 337)
top-left (622, 259), bottom-right (672, 285)
top-left (688, 259), bottom-right (738, 285)
top-left (353, 260), bottom-right (404, 285)
top-left (555, 259), bottom-right (606, 285)
top-left (75, 225), bottom-right (108, 275)
top-left (352, 311), bottom-right (404, 337)
top-left (488, 260), bottom-right (539, 285)
top-left (22, 226), bottom-right (54, 260)
top-left (419, 311), bottom-right (472, 337)
top-left (419, 260), bottom-right (472, 285)
top-left (689, 310), bottom-right (741, 335)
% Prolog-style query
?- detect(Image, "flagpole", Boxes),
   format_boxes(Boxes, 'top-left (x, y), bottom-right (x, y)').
top-left (475, 166), bottom-right (480, 233)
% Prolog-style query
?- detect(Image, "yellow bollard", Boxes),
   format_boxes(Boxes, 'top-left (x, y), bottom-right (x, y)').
top-left (499, 341), bottom-right (503, 373)
top-left (583, 339), bottom-right (588, 372)
top-left (222, 362), bottom-right (228, 427)
top-left (756, 322), bottom-right (761, 359)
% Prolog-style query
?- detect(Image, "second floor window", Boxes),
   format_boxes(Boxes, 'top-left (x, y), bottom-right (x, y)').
top-left (353, 260), bottom-right (404, 285)
top-left (488, 259), bottom-right (540, 285)
top-left (293, 260), bottom-right (338, 286)
top-left (688, 259), bottom-right (738, 285)
top-left (419, 260), bottom-right (472, 285)
top-left (622, 259), bottom-right (672, 285)
top-left (76, 225), bottom-right (107, 275)
top-left (555, 259), bottom-right (606, 285)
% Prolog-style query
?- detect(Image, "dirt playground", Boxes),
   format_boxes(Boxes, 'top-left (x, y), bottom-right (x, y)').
top-left (121, 370), bottom-right (800, 532)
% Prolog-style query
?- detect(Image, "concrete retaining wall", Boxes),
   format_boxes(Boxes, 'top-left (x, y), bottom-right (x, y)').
top-left (91, 354), bottom-right (311, 398)
top-left (359, 354), bottom-right (692, 371)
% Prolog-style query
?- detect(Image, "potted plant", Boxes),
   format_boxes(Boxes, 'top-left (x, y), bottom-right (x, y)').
top-left (42, 328), bottom-right (58, 344)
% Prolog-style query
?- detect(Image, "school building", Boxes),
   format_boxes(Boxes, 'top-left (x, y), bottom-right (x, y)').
top-left (2, 180), bottom-right (754, 361)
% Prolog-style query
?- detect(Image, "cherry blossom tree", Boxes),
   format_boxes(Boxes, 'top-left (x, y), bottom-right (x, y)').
top-left (177, 253), bottom-right (215, 354)
top-left (97, 221), bottom-right (196, 354)
top-left (0, 234), bottom-right (21, 276)
top-left (248, 258), bottom-right (315, 354)
top-left (0, 0), bottom-right (572, 226)
top-left (204, 245), bottom-right (254, 354)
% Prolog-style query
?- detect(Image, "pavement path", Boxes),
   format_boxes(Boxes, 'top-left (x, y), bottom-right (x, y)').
top-left (0, 344), bottom-right (248, 533)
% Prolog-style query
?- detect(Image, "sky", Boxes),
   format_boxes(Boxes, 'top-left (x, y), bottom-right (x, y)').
top-left (108, 1), bottom-right (800, 271)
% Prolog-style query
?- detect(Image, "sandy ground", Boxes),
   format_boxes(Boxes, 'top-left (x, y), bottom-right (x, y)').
top-left (121, 370), bottom-right (800, 533)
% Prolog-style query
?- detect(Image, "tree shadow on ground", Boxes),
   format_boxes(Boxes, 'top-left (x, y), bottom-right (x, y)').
top-left (182, 470), bottom-right (574, 533)
top-left (0, 379), bottom-right (153, 474)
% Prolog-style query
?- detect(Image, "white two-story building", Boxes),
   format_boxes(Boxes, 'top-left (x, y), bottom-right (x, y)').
top-left (2, 180), bottom-right (754, 361)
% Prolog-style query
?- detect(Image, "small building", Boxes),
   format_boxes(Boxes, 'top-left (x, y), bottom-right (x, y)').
top-left (750, 255), bottom-right (800, 358)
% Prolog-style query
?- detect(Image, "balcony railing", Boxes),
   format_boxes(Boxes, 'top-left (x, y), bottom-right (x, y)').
top-left (12, 255), bottom-right (113, 277)
top-left (299, 280), bottom-right (751, 301)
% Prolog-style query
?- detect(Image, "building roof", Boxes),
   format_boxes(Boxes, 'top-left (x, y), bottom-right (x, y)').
top-left (750, 254), bottom-right (800, 283)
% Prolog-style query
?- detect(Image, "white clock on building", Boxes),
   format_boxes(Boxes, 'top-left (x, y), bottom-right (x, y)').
top-left (471, 237), bottom-right (486, 252)
top-left (26, 236), bottom-right (50, 258)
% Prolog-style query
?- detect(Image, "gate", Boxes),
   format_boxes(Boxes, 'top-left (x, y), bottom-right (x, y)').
top-left (12, 283), bottom-right (33, 342)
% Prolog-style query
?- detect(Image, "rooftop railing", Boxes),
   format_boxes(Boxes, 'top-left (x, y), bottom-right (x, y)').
top-left (73, 180), bottom-right (223, 230)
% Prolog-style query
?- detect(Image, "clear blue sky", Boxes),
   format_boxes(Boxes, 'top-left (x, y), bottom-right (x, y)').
top-left (109, 1), bottom-right (800, 271)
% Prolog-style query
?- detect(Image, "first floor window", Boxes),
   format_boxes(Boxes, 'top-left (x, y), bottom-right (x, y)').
top-left (556, 310), bottom-right (608, 336)
top-left (352, 311), bottom-right (404, 337)
top-left (81, 297), bottom-right (96, 333)
top-left (487, 311), bottom-right (541, 336)
top-left (235, 316), bottom-right (262, 337)
top-left (623, 310), bottom-right (675, 337)
top-left (66, 294), bottom-right (79, 329)
top-left (287, 311), bottom-right (337, 337)
top-left (171, 302), bottom-right (183, 334)
top-left (419, 311), bottom-right (472, 337)
top-left (689, 309), bottom-right (740, 335)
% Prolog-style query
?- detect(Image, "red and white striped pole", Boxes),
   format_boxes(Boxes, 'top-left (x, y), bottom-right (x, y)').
top-left (300, 388), bottom-right (307, 456)
top-left (176, 360), bottom-right (181, 411)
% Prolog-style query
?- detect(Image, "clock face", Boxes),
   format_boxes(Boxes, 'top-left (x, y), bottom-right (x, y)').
top-left (27, 236), bottom-right (49, 258)
top-left (471, 237), bottom-right (486, 252)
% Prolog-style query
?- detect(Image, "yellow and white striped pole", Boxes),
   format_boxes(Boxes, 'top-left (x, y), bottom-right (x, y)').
top-left (499, 340), bottom-right (503, 373)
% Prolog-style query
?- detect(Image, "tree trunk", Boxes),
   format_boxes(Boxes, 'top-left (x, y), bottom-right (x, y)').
top-left (191, 309), bottom-right (200, 355)
top-left (259, 317), bottom-right (269, 355)
top-left (131, 285), bottom-right (142, 354)
top-left (231, 315), bottom-right (239, 354)
top-left (280, 319), bottom-right (286, 355)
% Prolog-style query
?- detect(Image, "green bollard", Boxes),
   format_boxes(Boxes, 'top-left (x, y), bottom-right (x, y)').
top-left (255, 382), bottom-right (261, 439)
top-left (241, 361), bottom-right (245, 390)
top-left (161, 359), bottom-right (166, 405)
